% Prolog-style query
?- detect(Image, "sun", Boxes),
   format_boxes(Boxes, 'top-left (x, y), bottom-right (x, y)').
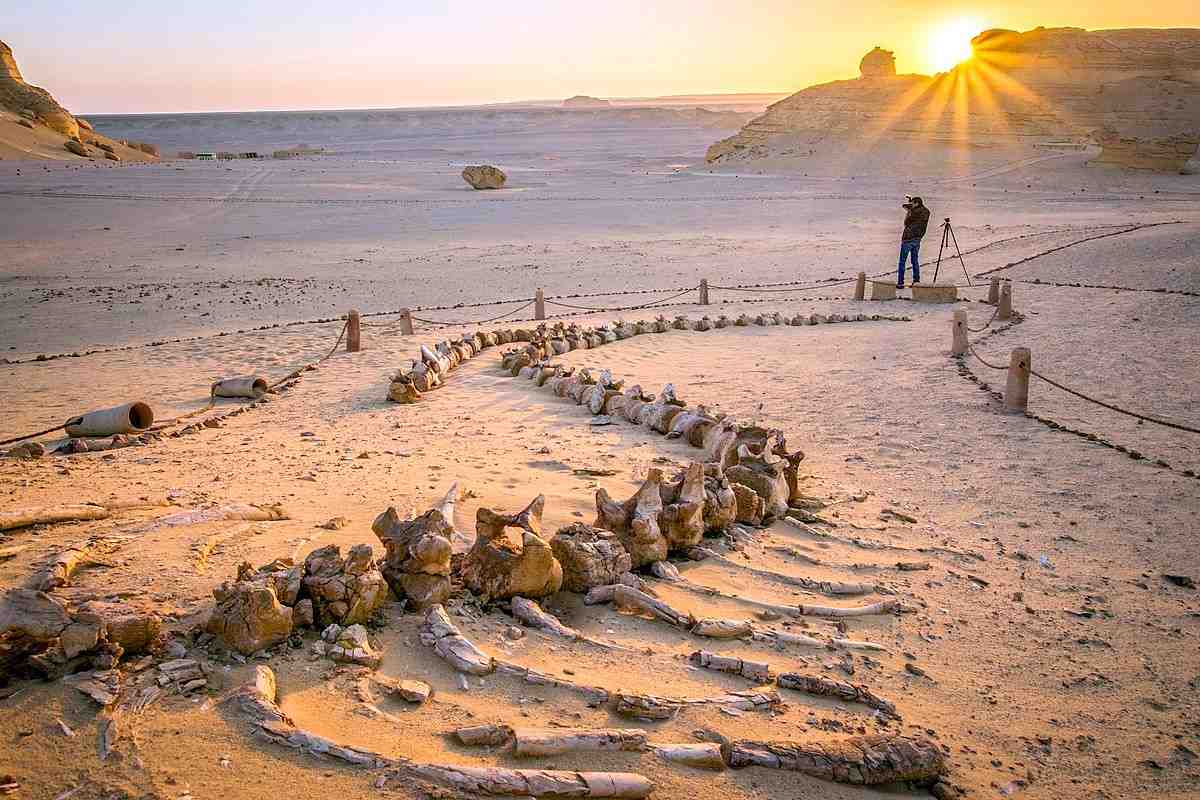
top-left (927, 18), bottom-right (982, 72)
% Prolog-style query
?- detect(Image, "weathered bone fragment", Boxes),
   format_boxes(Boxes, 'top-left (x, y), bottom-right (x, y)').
top-left (550, 524), bottom-right (633, 592)
top-left (0, 589), bottom-right (71, 679)
top-left (725, 443), bottom-right (790, 522)
top-left (700, 466), bottom-right (738, 532)
top-left (387, 373), bottom-right (423, 404)
top-left (421, 344), bottom-right (452, 376)
top-left (406, 764), bottom-right (655, 799)
top-left (420, 604), bottom-right (494, 675)
top-left (544, 366), bottom-right (576, 396)
top-left (730, 483), bottom-right (765, 526)
top-left (372, 503), bottom-right (454, 609)
top-left (258, 719), bottom-right (389, 766)
top-left (318, 622), bottom-right (381, 667)
top-left (0, 504), bottom-right (111, 532)
top-left (302, 544), bottom-right (388, 626)
top-left (462, 496), bottom-right (563, 600)
top-left (672, 316), bottom-right (691, 331)
top-left (797, 600), bottom-right (902, 617)
top-left (227, 664), bottom-right (292, 724)
top-left (493, 661), bottom-right (611, 706)
top-left (455, 723), bottom-right (513, 746)
top-left (610, 584), bottom-right (693, 628)
top-left (654, 744), bottom-right (725, 769)
top-left (657, 462), bottom-right (706, 548)
top-left (595, 471), bottom-right (667, 567)
top-left (690, 618), bottom-right (754, 639)
top-left (688, 548), bottom-right (875, 596)
top-left (715, 315), bottom-right (730, 329)
top-left (566, 368), bottom-right (597, 403)
top-left (38, 544), bottom-right (96, 590)
top-left (643, 384), bottom-right (686, 433)
top-left (72, 600), bottom-right (162, 655)
top-left (613, 692), bottom-right (681, 720)
top-left (206, 581), bottom-right (293, 655)
top-left (512, 728), bottom-right (649, 757)
top-left (726, 733), bottom-right (945, 785)
top-left (694, 317), bottom-right (714, 332)
top-left (510, 596), bottom-right (581, 641)
top-left (618, 385), bottom-right (654, 425)
top-left (583, 370), bottom-right (625, 415)
top-left (689, 650), bottom-right (773, 683)
top-left (615, 689), bottom-right (780, 720)
top-left (776, 673), bottom-right (897, 717)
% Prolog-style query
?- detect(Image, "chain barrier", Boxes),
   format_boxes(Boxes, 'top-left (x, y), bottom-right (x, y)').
top-left (543, 286), bottom-right (698, 313)
top-left (957, 312), bottom-right (1198, 479)
top-left (966, 305), bottom-right (1000, 333)
top-left (1028, 369), bottom-right (1200, 436)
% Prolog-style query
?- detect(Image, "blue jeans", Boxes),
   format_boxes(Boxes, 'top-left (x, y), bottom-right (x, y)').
top-left (897, 239), bottom-right (921, 286)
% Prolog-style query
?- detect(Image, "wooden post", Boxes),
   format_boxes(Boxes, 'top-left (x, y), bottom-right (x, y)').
top-left (951, 310), bottom-right (967, 356)
top-left (346, 310), bottom-right (361, 352)
top-left (998, 281), bottom-right (1013, 320)
top-left (854, 272), bottom-right (866, 301)
top-left (399, 308), bottom-right (414, 335)
top-left (1005, 347), bottom-right (1030, 413)
top-left (987, 276), bottom-right (1000, 305)
top-left (535, 288), bottom-right (546, 321)
top-left (699, 279), bottom-right (709, 305)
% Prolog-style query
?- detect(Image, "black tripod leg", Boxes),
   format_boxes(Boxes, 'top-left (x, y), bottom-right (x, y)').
top-left (933, 224), bottom-right (948, 285)
top-left (948, 224), bottom-right (971, 287)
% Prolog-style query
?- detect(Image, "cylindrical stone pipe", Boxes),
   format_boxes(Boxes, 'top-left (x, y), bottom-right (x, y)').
top-left (64, 402), bottom-right (155, 438)
top-left (212, 376), bottom-right (268, 399)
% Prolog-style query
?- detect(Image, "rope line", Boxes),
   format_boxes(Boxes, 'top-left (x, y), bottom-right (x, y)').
top-left (709, 277), bottom-right (858, 294)
top-left (973, 220), bottom-right (1187, 278)
top-left (0, 424), bottom-right (67, 448)
top-left (1029, 369), bottom-right (1200, 435)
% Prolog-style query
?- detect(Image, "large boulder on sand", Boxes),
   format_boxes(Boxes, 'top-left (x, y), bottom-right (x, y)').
top-left (550, 523), bottom-right (632, 592)
top-left (462, 164), bottom-right (506, 190)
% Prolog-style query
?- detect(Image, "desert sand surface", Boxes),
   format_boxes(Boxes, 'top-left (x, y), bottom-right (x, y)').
top-left (0, 102), bottom-right (1198, 800)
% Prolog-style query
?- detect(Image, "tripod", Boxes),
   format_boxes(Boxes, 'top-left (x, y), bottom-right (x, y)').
top-left (932, 217), bottom-right (972, 286)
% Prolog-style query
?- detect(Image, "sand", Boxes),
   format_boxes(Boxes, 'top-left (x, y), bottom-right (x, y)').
top-left (0, 118), bottom-right (1198, 800)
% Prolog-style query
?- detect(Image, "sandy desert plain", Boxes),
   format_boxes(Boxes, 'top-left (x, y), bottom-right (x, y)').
top-left (0, 91), bottom-right (1199, 800)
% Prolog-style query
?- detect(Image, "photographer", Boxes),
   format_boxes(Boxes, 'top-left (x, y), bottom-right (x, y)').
top-left (897, 196), bottom-right (930, 288)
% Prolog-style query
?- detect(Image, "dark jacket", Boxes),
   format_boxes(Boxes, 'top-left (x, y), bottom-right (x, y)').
top-left (902, 204), bottom-right (931, 241)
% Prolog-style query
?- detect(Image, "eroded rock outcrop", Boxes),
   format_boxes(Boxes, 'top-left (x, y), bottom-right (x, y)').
top-left (707, 27), bottom-right (1200, 173)
top-left (1, 40), bottom-right (78, 138)
top-left (206, 581), bottom-right (293, 655)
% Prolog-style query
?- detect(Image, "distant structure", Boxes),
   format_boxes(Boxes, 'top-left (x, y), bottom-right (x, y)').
top-left (563, 95), bottom-right (612, 108)
top-left (859, 47), bottom-right (897, 79)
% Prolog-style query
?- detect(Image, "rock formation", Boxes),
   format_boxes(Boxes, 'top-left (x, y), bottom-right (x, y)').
top-left (301, 544), bottom-right (389, 627)
top-left (551, 524), bottom-right (633, 592)
top-left (1, 40), bottom-right (78, 138)
top-left (564, 95), bottom-right (612, 108)
top-left (707, 27), bottom-right (1200, 172)
top-left (1, 40), bottom-right (158, 161)
top-left (206, 581), bottom-right (293, 656)
top-left (462, 164), bottom-right (507, 189)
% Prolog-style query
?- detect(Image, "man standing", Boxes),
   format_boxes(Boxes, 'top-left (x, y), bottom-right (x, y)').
top-left (897, 196), bottom-right (930, 288)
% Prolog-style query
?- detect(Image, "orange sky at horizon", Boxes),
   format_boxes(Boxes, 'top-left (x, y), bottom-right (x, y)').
top-left (4, 1), bottom-right (1200, 114)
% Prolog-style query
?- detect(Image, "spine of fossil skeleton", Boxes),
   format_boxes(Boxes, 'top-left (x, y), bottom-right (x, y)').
top-left (512, 728), bottom-right (649, 757)
top-left (775, 673), bottom-right (897, 717)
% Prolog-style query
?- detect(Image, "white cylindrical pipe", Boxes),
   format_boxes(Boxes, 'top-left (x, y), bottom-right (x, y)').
top-left (211, 376), bottom-right (268, 399)
top-left (64, 402), bottom-right (155, 438)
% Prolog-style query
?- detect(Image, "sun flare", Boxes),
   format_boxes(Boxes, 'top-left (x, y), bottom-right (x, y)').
top-left (928, 19), bottom-right (982, 72)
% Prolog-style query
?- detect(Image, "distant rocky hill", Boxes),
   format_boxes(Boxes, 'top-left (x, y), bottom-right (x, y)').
top-left (707, 27), bottom-right (1200, 173)
top-left (563, 95), bottom-right (612, 108)
top-left (0, 40), bottom-right (157, 162)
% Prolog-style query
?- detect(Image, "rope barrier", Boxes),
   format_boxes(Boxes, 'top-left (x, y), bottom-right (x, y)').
top-left (973, 220), bottom-right (1187, 278)
top-left (708, 278), bottom-right (858, 294)
top-left (1029, 369), bottom-right (1200, 435)
top-left (0, 424), bottom-right (67, 448)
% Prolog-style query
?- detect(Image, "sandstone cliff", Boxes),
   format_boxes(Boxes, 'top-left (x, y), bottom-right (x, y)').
top-left (707, 27), bottom-right (1200, 173)
top-left (0, 40), bottom-right (157, 162)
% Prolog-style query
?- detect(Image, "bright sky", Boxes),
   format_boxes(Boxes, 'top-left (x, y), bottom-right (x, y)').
top-left (3, 1), bottom-right (1198, 113)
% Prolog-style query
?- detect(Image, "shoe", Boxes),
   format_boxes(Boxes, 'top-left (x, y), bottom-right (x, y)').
top-left (896, 283), bottom-right (904, 289)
